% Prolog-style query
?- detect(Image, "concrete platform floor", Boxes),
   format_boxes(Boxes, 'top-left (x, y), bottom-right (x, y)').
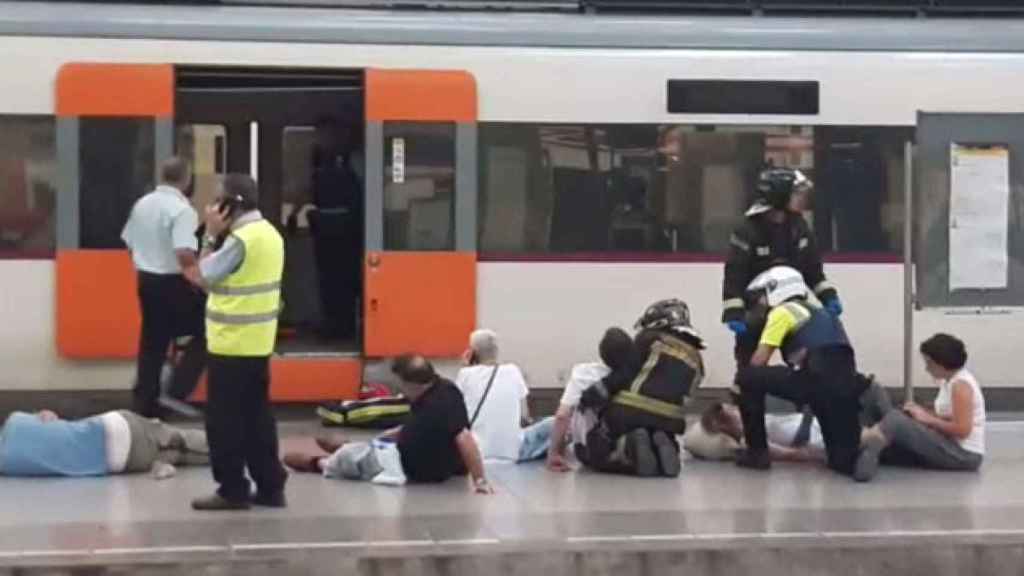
top-left (2, 421), bottom-right (1024, 575)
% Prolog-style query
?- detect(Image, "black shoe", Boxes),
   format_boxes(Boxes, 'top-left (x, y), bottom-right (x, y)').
top-left (625, 429), bottom-right (659, 477)
top-left (191, 493), bottom-right (250, 511)
top-left (651, 431), bottom-right (681, 478)
top-left (735, 449), bottom-right (772, 471)
top-left (251, 491), bottom-right (288, 508)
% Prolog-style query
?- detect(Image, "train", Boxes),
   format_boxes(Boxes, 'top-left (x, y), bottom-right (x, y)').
top-left (1, 1), bottom-right (1022, 402)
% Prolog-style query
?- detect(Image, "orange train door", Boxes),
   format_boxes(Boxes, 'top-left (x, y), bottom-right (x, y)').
top-left (54, 63), bottom-right (359, 402)
top-left (363, 70), bottom-right (478, 358)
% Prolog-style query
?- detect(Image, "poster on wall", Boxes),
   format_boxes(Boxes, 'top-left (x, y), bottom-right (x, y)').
top-left (948, 143), bottom-right (1010, 291)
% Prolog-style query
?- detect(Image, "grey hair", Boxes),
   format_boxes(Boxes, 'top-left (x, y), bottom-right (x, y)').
top-left (469, 329), bottom-right (499, 363)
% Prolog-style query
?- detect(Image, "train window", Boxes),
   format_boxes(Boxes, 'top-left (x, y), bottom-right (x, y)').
top-left (177, 124), bottom-right (227, 216)
top-left (383, 123), bottom-right (455, 251)
top-left (79, 118), bottom-right (155, 249)
top-left (0, 116), bottom-right (57, 256)
top-left (477, 123), bottom-right (912, 257)
top-left (667, 81), bottom-right (819, 115)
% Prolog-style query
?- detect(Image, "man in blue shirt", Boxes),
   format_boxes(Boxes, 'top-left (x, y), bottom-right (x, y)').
top-left (122, 157), bottom-right (207, 418)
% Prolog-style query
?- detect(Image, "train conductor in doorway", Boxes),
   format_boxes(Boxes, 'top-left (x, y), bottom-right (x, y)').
top-left (121, 157), bottom-right (207, 418)
top-left (190, 174), bottom-right (288, 511)
top-left (722, 167), bottom-right (842, 368)
top-left (307, 116), bottom-right (363, 341)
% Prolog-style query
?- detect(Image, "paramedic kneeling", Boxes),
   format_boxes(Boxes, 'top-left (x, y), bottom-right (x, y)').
top-left (190, 174), bottom-right (289, 511)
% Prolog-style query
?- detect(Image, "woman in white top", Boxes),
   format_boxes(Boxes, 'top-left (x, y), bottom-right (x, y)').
top-left (854, 333), bottom-right (985, 481)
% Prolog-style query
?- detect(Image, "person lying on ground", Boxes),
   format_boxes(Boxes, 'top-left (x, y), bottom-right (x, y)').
top-left (0, 409), bottom-right (208, 478)
top-left (284, 355), bottom-right (494, 494)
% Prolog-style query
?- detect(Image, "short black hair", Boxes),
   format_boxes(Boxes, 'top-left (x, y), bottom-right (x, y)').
top-left (920, 333), bottom-right (967, 371)
top-left (222, 174), bottom-right (259, 211)
top-left (391, 354), bottom-right (436, 385)
top-left (599, 327), bottom-right (636, 370)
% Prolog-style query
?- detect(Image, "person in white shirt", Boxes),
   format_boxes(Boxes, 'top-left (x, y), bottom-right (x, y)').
top-left (685, 402), bottom-right (824, 463)
top-left (854, 333), bottom-right (985, 481)
top-left (456, 329), bottom-right (553, 462)
top-left (121, 157), bottom-right (206, 418)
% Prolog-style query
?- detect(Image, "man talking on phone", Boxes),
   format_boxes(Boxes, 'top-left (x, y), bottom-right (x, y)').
top-left (188, 174), bottom-right (289, 511)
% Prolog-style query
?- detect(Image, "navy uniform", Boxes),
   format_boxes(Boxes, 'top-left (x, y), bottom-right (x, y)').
top-left (722, 168), bottom-right (840, 367)
top-left (732, 267), bottom-right (866, 476)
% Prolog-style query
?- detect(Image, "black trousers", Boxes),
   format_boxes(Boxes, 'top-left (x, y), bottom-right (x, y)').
top-left (135, 272), bottom-right (207, 417)
top-left (205, 354), bottom-right (287, 501)
top-left (734, 348), bottom-right (866, 475)
top-left (309, 210), bottom-right (359, 340)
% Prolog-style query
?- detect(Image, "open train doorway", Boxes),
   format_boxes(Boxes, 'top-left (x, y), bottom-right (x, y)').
top-left (175, 66), bottom-right (365, 356)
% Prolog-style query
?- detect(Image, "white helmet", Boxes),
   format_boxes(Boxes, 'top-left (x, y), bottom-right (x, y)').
top-left (746, 266), bottom-right (809, 307)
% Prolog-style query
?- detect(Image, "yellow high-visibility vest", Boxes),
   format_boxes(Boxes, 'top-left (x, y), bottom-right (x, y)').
top-left (205, 219), bottom-right (284, 357)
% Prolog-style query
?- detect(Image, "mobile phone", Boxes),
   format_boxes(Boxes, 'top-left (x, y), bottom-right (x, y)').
top-left (217, 194), bottom-right (243, 219)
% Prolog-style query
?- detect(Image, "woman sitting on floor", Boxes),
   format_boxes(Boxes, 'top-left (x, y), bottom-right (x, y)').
top-left (855, 333), bottom-right (986, 481)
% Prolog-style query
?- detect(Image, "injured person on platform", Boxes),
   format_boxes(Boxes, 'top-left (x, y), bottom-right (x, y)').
top-left (0, 409), bottom-right (208, 478)
top-left (283, 354), bottom-right (494, 494)
top-left (456, 329), bottom-right (553, 463)
top-left (853, 333), bottom-right (986, 481)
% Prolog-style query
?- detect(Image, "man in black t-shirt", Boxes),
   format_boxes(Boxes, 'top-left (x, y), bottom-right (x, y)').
top-left (284, 355), bottom-right (493, 493)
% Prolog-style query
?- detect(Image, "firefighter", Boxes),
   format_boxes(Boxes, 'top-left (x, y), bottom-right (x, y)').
top-left (722, 168), bottom-right (841, 368)
top-left (579, 299), bottom-right (705, 478)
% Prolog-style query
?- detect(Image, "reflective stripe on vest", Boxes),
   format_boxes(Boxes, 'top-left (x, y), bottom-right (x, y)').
top-left (612, 390), bottom-right (687, 421)
top-left (206, 219), bottom-right (284, 356)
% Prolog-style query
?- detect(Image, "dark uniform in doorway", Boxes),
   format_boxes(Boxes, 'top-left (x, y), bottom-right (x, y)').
top-left (722, 168), bottom-right (841, 368)
top-left (308, 118), bottom-right (362, 341)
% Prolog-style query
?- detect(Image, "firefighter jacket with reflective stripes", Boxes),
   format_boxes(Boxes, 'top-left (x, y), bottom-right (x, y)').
top-left (206, 219), bottom-right (284, 357)
top-left (607, 330), bottom-right (704, 435)
top-left (721, 212), bottom-right (837, 324)
top-left (777, 300), bottom-right (851, 368)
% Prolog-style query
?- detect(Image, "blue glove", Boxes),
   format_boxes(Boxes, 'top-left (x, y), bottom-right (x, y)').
top-left (825, 298), bottom-right (843, 316)
top-left (726, 321), bottom-right (747, 335)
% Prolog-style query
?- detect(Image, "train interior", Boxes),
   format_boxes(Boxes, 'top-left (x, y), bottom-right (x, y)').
top-left (175, 66), bottom-right (365, 357)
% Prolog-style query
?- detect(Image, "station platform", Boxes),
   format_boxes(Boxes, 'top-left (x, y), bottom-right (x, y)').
top-left (2, 422), bottom-right (1024, 576)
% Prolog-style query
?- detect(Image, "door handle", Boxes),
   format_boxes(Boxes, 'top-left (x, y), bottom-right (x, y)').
top-left (370, 298), bottom-right (379, 313)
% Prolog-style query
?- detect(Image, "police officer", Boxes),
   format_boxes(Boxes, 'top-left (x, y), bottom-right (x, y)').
top-left (722, 168), bottom-right (841, 368)
top-left (731, 266), bottom-right (866, 477)
top-left (191, 174), bottom-right (288, 511)
top-left (580, 299), bottom-right (705, 477)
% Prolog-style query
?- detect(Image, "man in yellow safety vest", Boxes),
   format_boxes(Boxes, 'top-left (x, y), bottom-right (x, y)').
top-left (188, 174), bottom-right (288, 511)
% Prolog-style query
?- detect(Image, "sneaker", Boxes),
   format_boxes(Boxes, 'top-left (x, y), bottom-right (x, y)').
top-left (251, 491), bottom-right (287, 509)
top-left (191, 493), bottom-right (250, 511)
top-left (624, 429), bottom-right (659, 477)
top-left (158, 395), bottom-right (203, 419)
top-left (854, 426), bottom-right (887, 483)
top-left (651, 430), bottom-right (682, 478)
top-left (735, 449), bottom-right (772, 471)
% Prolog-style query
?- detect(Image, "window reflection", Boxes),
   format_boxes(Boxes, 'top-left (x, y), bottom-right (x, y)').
top-left (0, 116), bottom-right (56, 255)
top-left (383, 123), bottom-right (455, 251)
top-left (79, 118), bottom-right (155, 249)
top-left (479, 123), bottom-right (911, 256)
